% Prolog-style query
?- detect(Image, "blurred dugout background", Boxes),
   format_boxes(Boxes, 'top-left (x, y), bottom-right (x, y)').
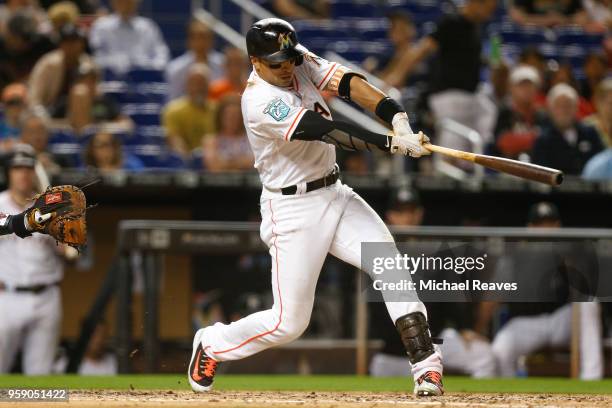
top-left (0, 0), bottom-right (611, 378)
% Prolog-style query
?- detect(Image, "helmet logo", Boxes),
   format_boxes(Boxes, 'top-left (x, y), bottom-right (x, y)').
top-left (278, 33), bottom-right (294, 50)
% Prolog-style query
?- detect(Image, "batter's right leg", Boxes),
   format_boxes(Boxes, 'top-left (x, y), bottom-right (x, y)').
top-left (328, 185), bottom-right (443, 396)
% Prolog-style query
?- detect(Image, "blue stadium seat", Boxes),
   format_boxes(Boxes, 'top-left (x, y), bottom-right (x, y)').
top-left (352, 18), bottom-right (389, 41)
top-left (99, 81), bottom-right (131, 104)
top-left (133, 125), bottom-right (166, 146)
top-left (48, 129), bottom-right (78, 145)
top-left (292, 20), bottom-right (350, 41)
top-left (556, 27), bottom-right (604, 47)
top-left (122, 103), bottom-right (162, 126)
top-left (127, 69), bottom-right (165, 83)
top-left (48, 142), bottom-right (82, 168)
top-left (127, 144), bottom-right (185, 169)
top-left (190, 148), bottom-right (205, 170)
top-left (331, 0), bottom-right (379, 18)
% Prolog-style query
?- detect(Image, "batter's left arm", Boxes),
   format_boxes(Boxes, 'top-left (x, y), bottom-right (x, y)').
top-left (325, 71), bottom-right (430, 158)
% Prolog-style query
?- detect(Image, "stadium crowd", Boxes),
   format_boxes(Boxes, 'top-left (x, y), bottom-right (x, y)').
top-left (0, 0), bottom-right (611, 379)
top-left (0, 0), bottom-right (610, 179)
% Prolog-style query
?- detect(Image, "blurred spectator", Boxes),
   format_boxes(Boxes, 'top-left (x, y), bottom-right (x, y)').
top-left (493, 65), bottom-right (548, 159)
top-left (548, 63), bottom-right (594, 118)
top-left (39, 0), bottom-right (97, 14)
top-left (584, 77), bottom-right (612, 146)
top-left (162, 64), bottom-right (216, 157)
top-left (582, 79), bottom-right (612, 179)
top-left (19, 113), bottom-right (61, 174)
top-left (208, 47), bottom-right (248, 101)
top-left (0, 83), bottom-right (28, 150)
top-left (363, 10), bottom-right (419, 89)
top-left (68, 60), bottom-right (132, 133)
top-left (517, 47), bottom-right (548, 105)
top-left (202, 95), bottom-right (252, 172)
top-left (269, 0), bottom-right (329, 20)
top-left (369, 188), bottom-right (495, 378)
top-left (385, 187), bottom-right (424, 227)
top-left (0, 0), bottom-right (50, 36)
top-left (28, 25), bottom-right (91, 120)
top-left (532, 84), bottom-right (603, 174)
top-left (519, 47), bottom-right (547, 82)
top-left (581, 0), bottom-right (612, 32)
top-left (166, 18), bottom-right (224, 101)
top-left (47, 1), bottom-right (80, 39)
top-left (402, 0), bottom-right (499, 150)
top-left (0, 12), bottom-right (55, 90)
top-left (0, 145), bottom-right (65, 375)
top-left (488, 62), bottom-right (511, 108)
top-left (89, 0), bottom-right (169, 73)
top-left (580, 53), bottom-right (609, 102)
top-left (509, 0), bottom-right (588, 27)
top-left (84, 130), bottom-right (143, 172)
top-left (582, 147), bottom-right (612, 179)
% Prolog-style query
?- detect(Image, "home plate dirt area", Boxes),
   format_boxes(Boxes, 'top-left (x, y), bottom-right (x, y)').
top-left (5, 390), bottom-right (611, 407)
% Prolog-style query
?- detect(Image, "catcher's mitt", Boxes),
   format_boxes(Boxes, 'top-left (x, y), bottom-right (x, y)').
top-left (26, 185), bottom-right (88, 249)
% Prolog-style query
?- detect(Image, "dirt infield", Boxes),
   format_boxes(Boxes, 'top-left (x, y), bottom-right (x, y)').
top-left (3, 390), bottom-right (612, 407)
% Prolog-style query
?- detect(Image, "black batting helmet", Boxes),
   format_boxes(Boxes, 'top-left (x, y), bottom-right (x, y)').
top-left (246, 18), bottom-right (307, 64)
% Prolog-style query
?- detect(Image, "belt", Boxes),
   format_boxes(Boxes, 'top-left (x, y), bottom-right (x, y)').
top-left (0, 281), bottom-right (59, 294)
top-left (281, 167), bottom-right (340, 196)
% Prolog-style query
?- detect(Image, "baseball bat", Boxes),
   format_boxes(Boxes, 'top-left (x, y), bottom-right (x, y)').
top-left (423, 143), bottom-right (564, 186)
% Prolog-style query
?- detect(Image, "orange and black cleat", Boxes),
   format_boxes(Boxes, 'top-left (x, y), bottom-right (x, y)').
top-left (414, 371), bottom-right (444, 397)
top-left (188, 329), bottom-right (218, 392)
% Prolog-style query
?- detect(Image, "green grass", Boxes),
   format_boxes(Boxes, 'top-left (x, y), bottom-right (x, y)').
top-left (0, 375), bottom-right (611, 394)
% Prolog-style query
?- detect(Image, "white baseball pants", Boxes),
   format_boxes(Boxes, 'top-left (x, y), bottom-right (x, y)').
top-left (0, 286), bottom-right (62, 374)
top-left (200, 181), bottom-right (442, 379)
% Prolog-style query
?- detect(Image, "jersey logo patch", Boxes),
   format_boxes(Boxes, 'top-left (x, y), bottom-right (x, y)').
top-left (263, 98), bottom-right (291, 122)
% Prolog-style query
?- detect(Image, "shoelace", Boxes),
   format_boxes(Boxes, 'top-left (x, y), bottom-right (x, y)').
top-left (201, 358), bottom-right (218, 378)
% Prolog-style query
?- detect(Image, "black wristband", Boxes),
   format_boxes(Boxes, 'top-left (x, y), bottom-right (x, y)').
top-left (375, 97), bottom-right (404, 126)
top-left (9, 212), bottom-right (32, 238)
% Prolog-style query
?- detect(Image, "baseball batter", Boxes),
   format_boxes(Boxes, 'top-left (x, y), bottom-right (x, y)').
top-left (188, 18), bottom-right (444, 397)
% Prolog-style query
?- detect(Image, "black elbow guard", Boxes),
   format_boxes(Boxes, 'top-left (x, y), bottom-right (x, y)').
top-left (338, 72), bottom-right (367, 101)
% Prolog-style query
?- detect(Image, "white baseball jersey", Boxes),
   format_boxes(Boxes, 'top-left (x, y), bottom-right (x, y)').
top-left (242, 52), bottom-right (348, 195)
top-left (0, 191), bottom-right (63, 287)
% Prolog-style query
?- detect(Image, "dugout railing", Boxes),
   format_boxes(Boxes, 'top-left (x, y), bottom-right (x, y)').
top-left (114, 220), bottom-right (612, 376)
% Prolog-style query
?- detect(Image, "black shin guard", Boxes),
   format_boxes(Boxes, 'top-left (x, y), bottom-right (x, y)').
top-left (395, 312), bottom-right (436, 364)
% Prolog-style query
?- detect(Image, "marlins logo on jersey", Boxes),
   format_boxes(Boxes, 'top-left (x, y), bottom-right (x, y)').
top-left (278, 33), bottom-right (294, 50)
top-left (263, 97), bottom-right (291, 121)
